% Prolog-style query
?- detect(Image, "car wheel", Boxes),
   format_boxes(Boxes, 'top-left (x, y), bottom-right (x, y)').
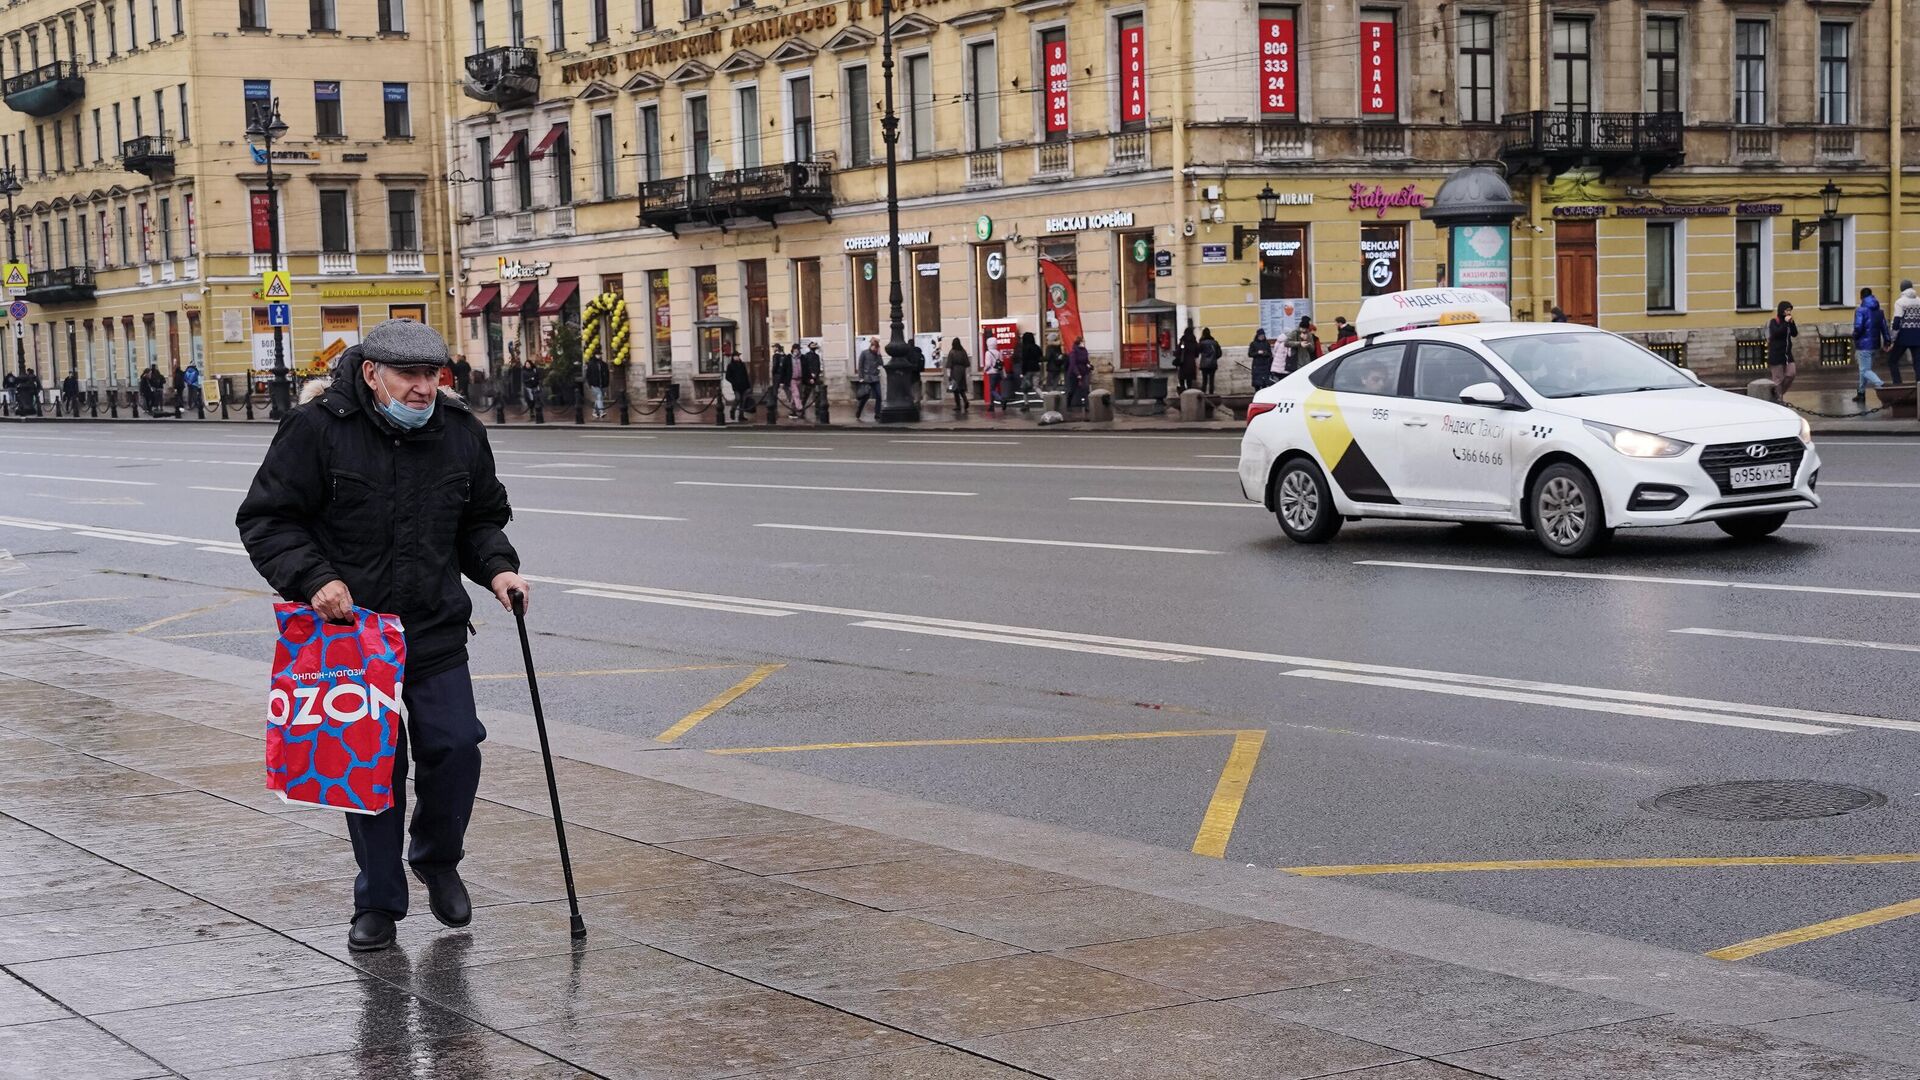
top-left (1529, 463), bottom-right (1612, 557)
top-left (1715, 512), bottom-right (1789, 540)
top-left (1274, 459), bottom-right (1343, 544)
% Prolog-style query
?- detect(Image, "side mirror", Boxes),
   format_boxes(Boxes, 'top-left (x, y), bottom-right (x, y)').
top-left (1459, 381), bottom-right (1511, 408)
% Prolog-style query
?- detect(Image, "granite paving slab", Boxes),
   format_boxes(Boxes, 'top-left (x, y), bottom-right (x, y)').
top-left (743, 1045), bottom-right (1040, 1079)
top-left (292, 901), bottom-right (640, 978)
top-left (405, 939), bottom-right (756, 1030)
top-left (1437, 1014), bottom-right (1917, 1080)
top-left (661, 823), bottom-right (944, 876)
top-left (0, 894), bottom-right (262, 964)
top-left (0, 971), bottom-right (70, 1027)
top-left (0, 1016), bottom-right (171, 1080)
top-left (1061, 922), bottom-right (1443, 1000)
top-left (12, 932), bottom-right (348, 1015)
top-left (193, 1029), bottom-right (589, 1080)
top-left (0, 866), bottom-right (186, 918)
top-left (910, 884), bottom-right (1248, 951)
top-left (462, 843), bottom-right (733, 903)
top-left (573, 873), bottom-right (870, 945)
top-left (763, 852), bottom-right (1083, 911)
top-left (1754, 1001), bottom-right (1920, 1070)
top-left (667, 910), bottom-right (1024, 990)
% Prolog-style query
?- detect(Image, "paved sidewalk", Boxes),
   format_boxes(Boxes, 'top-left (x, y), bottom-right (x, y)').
top-left (2, 610), bottom-right (1917, 1079)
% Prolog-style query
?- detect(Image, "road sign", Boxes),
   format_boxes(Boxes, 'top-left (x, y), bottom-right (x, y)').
top-left (261, 270), bottom-right (293, 299)
top-left (7, 301), bottom-right (25, 321)
top-left (2, 263), bottom-right (26, 295)
top-left (267, 302), bottom-right (291, 328)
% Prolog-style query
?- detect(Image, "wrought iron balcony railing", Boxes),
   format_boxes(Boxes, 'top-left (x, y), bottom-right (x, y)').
top-left (463, 46), bottom-right (539, 105)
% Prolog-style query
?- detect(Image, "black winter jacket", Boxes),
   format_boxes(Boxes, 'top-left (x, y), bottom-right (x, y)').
top-left (235, 350), bottom-right (519, 681)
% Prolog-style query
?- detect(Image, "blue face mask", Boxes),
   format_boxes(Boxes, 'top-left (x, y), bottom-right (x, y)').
top-left (378, 390), bottom-right (435, 430)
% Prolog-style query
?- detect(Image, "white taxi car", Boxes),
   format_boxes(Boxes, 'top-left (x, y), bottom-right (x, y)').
top-left (1239, 288), bottom-right (1820, 557)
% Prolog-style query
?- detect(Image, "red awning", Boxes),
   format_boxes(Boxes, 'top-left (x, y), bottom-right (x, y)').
top-left (536, 279), bottom-right (578, 317)
top-left (528, 124), bottom-right (568, 161)
top-left (489, 131), bottom-right (526, 168)
top-left (499, 281), bottom-right (539, 316)
top-left (458, 284), bottom-right (499, 317)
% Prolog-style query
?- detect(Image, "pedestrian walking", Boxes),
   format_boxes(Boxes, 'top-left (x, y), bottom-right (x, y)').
top-left (20, 367), bottom-right (42, 416)
top-left (1889, 279), bottom-right (1920, 385)
top-left (771, 344), bottom-right (797, 417)
top-left (1767, 301), bottom-right (1799, 398)
top-left (236, 319), bottom-right (527, 955)
top-left (1044, 342), bottom-right (1065, 392)
top-left (1283, 319), bottom-right (1320, 375)
top-left (944, 338), bottom-right (971, 415)
top-left (471, 368), bottom-right (491, 410)
top-left (452, 356), bottom-right (473, 399)
top-left (184, 363), bottom-right (203, 413)
top-left (584, 353), bottom-right (610, 419)
top-left (504, 356), bottom-right (524, 412)
top-left (1549, 306), bottom-right (1570, 323)
top-left (1248, 329), bottom-right (1275, 390)
top-left (983, 336), bottom-right (1005, 410)
top-left (168, 363), bottom-right (185, 412)
top-left (1197, 328), bottom-right (1221, 395)
top-left (141, 363), bottom-right (164, 415)
top-left (1018, 332), bottom-right (1042, 409)
top-left (724, 353), bottom-right (752, 422)
top-left (1176, 325), bottom-right (1199, 392)
top-left (1332, 316), bottom-right (1359, 348)
top-left (1853, 287), bottom-right (1891, 402)
top-left (60, 371), bottom-right (79, 416)
top-left (800, 343), bottom-right (823, 416)
top-left (855, 336), bottom-right (884, 420)
top-left (1066, 337), bottom-right (1091, 408)
top-left (1, 370), bottom-right (13, 414)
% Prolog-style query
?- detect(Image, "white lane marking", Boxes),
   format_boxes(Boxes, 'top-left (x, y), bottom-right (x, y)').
top-left (190, 486), bottom-right (249, 493)
top-left (728, 445), bottom-right (837, 452)
top-left (1813, 441), bottom-right (1920, 447)
top-left (853, 621), bottom-right (1200, 662)
top-left (518, 463), bottom-right (614, 470)
top-left (0, 515), bottom-right (246, 551)
top-left (0, 435), bottom-right (272, 449)
top-left (490, 449), bottom-right (1232, 474)
top-left (72, 531), bottom-right (175, 546)
top-left (1356, 559), bottom-right (1920, 602)
top-left (0, 450), bottom-right (256, 466)
top-left (495, 473), bottom-right (610, 482)
top-left (677, 481), bottom-right (975, 497)
top-left (563, 587), bottom-right (792, 617)
top-left (890, 439), bottom-right (1022, 446)
top-left (0, 518), bottom-right (61, 531)
top-left (1071, 497), bottom-right (1258, 509)
top-left (1785, 523), bottom-right (1920, 535)
top-left (755, 522), bottom-right (1219, 555)
top-left (1051, 434), bottom-right (1242, 442)
top-left (1673, 627), bottom-right (1920, 655)
top-left (1823, 482), bottom-right (1920, 488)
top-left (197, 546), bottom-right (250, 556)
top-left (517, 508), bottom-right (685, 522)
top-left (525, 574), bottom-right (1905, 734)
top-left (0, 472), bottom-right (154, 486)
top-left (1193, 455), bottom-right (1242, 460)
top-left (1283, 671), bottom-right (1837, 735)
top-left (580, 434), bottom-right (658, 440)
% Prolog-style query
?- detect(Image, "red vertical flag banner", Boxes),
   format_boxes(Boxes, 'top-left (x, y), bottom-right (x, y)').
top-left (1039, 259), bottom-right (1084, 350)
top-left (250, 192), bottom-right (274, 253)
top-left (1121, 25), bottom-right (1147, 123)
top-left (1259, 15), bottom-right (1295, 115)
top-left (1045, 37), bottom-right (1070, 134)
top-left (1361, 19), bottom-right (1397, 115)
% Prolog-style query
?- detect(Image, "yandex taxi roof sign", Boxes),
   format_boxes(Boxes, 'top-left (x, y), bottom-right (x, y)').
top-left (1354, 288), bottom-right (1511, 339)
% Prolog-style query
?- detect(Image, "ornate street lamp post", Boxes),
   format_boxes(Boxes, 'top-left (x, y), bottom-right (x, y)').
top-left (0, 167), bottom-right (22, 378)
top-left (247, 99), bottom-right (291, 418)
top-left (875, 0), bottom-right (920, 423)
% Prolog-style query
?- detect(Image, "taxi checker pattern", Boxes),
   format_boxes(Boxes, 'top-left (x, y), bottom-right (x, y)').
top-left (266, 604), bottom-right (406, 814)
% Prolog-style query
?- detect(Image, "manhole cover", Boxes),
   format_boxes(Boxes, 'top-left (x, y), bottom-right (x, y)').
top-left (1644, 781), bottom-right (1885, 821)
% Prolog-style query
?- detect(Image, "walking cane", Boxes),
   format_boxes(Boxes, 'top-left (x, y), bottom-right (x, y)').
top-left (508, 589), bottom-right (587, 940)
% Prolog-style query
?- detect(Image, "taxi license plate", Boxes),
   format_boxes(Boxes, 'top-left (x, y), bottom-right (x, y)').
top-left (1729, 462), bottom-right (1792, 489)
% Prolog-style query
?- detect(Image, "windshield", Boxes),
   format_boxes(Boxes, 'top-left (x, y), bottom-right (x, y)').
top-left (1487, 333), bottom-right (1696, 398)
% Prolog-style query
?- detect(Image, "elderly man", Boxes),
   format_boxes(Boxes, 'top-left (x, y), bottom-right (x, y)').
top-left (236, 319), bottom-right (528, 953)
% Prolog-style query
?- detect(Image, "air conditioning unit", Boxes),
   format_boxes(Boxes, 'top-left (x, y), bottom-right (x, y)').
top-left (1201, 184), bottom-right (1222, 201)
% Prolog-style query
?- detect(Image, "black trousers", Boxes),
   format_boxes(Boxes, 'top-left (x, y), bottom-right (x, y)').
top-left (346, 663), bottom-right (485, 919)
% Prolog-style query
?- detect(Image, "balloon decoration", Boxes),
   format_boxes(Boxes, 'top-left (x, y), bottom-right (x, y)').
top-left (580, 292), bottom-right (631, 367)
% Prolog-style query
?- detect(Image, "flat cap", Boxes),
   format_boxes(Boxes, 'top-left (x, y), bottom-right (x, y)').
top-left (362, 319), bottom-right (450, 369)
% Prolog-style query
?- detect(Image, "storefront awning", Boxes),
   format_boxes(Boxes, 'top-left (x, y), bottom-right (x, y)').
top-left (1125, 297), bottom-right (1177, 316)
top-left (528, 124), bottom-right (568, 161)
top-left (459, 284), bottom-right (499, 317)
top-left (535, 278), bottom-right (578, 317)
top-left (694, 316), bottom-right (738, 329)
top-left (488, 132), bottom-right (526, 168)
top-left (499, 281), bottom-right (539, 316)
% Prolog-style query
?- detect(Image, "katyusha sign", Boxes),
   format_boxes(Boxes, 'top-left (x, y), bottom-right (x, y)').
top-left (843, 229), bottom-right (932, 251)
top-left (561, 0), bottom-right (959, 85)
top-left (1348, 183), bottom-right (1428, 218)
top-left (1045, 210), bottom-right (1136, 233)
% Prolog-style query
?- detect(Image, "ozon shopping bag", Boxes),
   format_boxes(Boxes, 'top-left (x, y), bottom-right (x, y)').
top-left (265, 603), bottom-right (406, 814)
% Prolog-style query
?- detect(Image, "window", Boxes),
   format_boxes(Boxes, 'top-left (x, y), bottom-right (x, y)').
top-left (378, 0), bottom-right (404, 33)
top-left (1646, 221), bottom-right (1677, 312)
top-left (551, 125), bottom-right (572, 203)
top-left (1735, 218), bottom-right (1764, 310)
top-left (638, 104), bottom-right (660, 182)
top-left (1329, 346), bottom-right (1405, 396)
top-left (1257, 4), bottom-right (1297, 119)
top-left (183, 193), bottom-right (195, 254)
top-left (1549, 16), bottom-right (1590, 113)
top-left (310, 0), bottom-right (334, 31)
top-left (687, 95), bottom-right (709, 175)
top-left (116, 204), bottom-right (129, 264)
top-left (85, 14), bottom-right (97, 61)
top-left (960, 40), bottom-right (999, 151)
top-left (240, 0), bottom-right (267, 30)
top-left (470, 0), bottom-right (485, 51)
top-left (314, 82), bottom-right (342, 137)
top-left (637, 0), bottom-right (653, 31)
top-left (1818, 23), bottom-right (1850, 125)
top-left (58, 218), bottom-right (70, 266)
top-left (547, 0), bottom-right (562, 48)
top-left (1457, 12), bottom-right (1494, 123)
top-left (133, 96), bottom-right (144, 136)
top-left (242, 80), bottom-right (268, 130)
top-left (388, 188), bottom-right (418, 250)
top-left (383, 83), bottom-right (410, 138)
top-left (1642, 17), bottom-right (1679, 115)
top-left (844, 66), bottom-right (870, 166)
top-left (976, 242), bottom-right (1006, 319)
top-left (177, 85), bottom-right (189, 142)
top-left (904, 53), bottom-right (931, 157)
top-left (126, 3), bottom-right (137, 45)
top-left (793, 257), bottom-right (821, 338)
top-left (113, 103), bottom-right (122, 151)
top-left (1734, 20), bottom-right (1767, 125)
top-left (734, 85), bottom-right (759, 169)
top-left (1818, 218), bottom-right (1847, 307)
top-left (595, 113), bottom-right (616, 197)
top-left (589, 0), bottom-right (607, 42)
top-left (149, 0), bottom-right (160, 42)
top-left (787, 77), bottom-right (811, 161)
top-left (173, 0), bottom-right (182, 35)
top-left (1360, 222), bottom-right (1405, 296)
top-left (1413, 344), bottom-right (1500, 403)
top-left (511, 129), bottom-right (532, 208)
top-left (92, 109), bottom-right (102, 162)
top-left (79, 216), bottom-right (91, 268)
top-left (647, 269), bottom-right (670, 372)
top-left (52, 123), bottom-right (63, 172)
top-left (508, 0), bottom-right (522, 44)
top-left (157, 197), bottom-right (172, 259)
top-left (154, 91), bottom-right (164, 140)
top-left (319, 189), bottom-right (350, 252)
top-left (1038, 27), bottom-right (1068, 141)
top-left (685, 0), bottom-right (701, 17)
top-left (135, 201), bottom-right (148, 261)
top-left (475, 136), bottom-right (495, 213)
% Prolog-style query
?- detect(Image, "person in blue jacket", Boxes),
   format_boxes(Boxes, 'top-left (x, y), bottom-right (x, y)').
top-left (1853, 287), bottom-right (1891, 402)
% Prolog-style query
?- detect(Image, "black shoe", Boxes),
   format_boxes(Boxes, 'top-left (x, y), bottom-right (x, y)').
top-left (349, 911), bottom-right (396, 952)
top-left (411, 865), bottom-right (472, 928)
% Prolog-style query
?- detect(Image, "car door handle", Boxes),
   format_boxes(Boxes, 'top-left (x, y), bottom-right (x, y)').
top-left (1402, 418), bottom-right (1428, 427)
top-left (1308, 411), bottom-right (1333, 420)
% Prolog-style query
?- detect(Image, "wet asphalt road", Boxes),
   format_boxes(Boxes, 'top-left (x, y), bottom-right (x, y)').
top-left (1, 420), bottom-right (1917, 997)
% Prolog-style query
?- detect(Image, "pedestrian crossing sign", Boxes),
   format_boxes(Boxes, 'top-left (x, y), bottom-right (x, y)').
top-left (2, 262), bottom-right (26, 293)
top-left (261, 270), bottom-right (293, 299)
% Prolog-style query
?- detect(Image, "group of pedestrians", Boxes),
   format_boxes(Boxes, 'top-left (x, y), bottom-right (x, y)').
top-left (1764, 282), bottom-right (1920, 402)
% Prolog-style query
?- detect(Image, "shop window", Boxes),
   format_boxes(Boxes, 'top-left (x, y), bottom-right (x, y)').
top-left (850, 253), bottom-right (879, 338)
top-left (1360, 222), bottom-right (1405, 297)
top-left (1259, 224), bottom-right (1310, 338)
top-left (694, 265), bottom-right (722, 374)
top-left (1119, 229), bottom-right (1156, 369)
top-left (910, 248), bottom-right (941, 336)
top-left (793, 257), bottom-right (821, 339)
top-left (647, 269), bottom-right (672, 374)
top-left (1646, 221), bottom-right (1678, 313)
top-left (1734, 218), bottom-right (1764, 311)
top-left (975, 243), bottom-right (1007, 321)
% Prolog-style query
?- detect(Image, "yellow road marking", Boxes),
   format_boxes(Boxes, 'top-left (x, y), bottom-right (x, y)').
top-left (472, 663), bottom-right (750, 681)
top-left (655, 663), bottom-right (784, 743)
top-left (1283, 853), bottom-right (1920, 877)
top-left (707, 728), bottom-right (1252, 755)
top-left (129, 594), bottom-right (247, 635)
top-left (1708, 897), bottom-right (1920, 961)
top-left (1191, 729), bottom-right (1266, 859)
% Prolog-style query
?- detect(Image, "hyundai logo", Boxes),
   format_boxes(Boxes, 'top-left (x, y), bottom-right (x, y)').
top-left (1746, 444), bottom-right (1771, 459)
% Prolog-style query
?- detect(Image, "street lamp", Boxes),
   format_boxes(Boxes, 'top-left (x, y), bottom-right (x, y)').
top-left (0, 166), bottom-right (21, 378)
top-left (246, 99), bottom-right (291, 417)
top-left (1791, 180), bottom-right (1842, 251)
top-left (875, 0), bottom-right (919, 423)
top-left (1232, 183), bottom-right (1281, 259)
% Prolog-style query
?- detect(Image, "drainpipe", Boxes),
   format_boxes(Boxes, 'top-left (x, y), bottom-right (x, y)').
top-left (1526, 0), bottom-right (1545, 320)
top-left (1890, 0), bottom-right (1904, 293)
top-left (433, 0), bottom-right (462, 350)
top-left (1171, 5), bottom-right (1189, 333)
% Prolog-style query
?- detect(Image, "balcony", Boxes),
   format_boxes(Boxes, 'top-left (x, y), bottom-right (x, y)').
top-left (1035, 141), bottom-right (1071, 178)
top-left (966, 149), bottom-right (1002, 188)
top-left (512, 212), bottom-right (535, 240)
top-left (1501, 110), bottom-right (1684, 178)
top-left (319, 252), bottom-right (357, 275)
top-left (3, 61), bottom-right (83, 117)
top-left (1359, 124), bottom-right (1406, 158)
top-left (120, 135), bottom-right (174, 179)
top-left (640, 160), bottom-right (833, 233)
top-left (24, 266), bottom-right (93, 304)
top-left (463, 46), bottom-right (539, 106)
top-left (387, 250), bottom-right (424, 273)
top-left (1817, 128), bottom-right (1859, 160)
top-left (1109, 131), bottom-right (1149, 171)
top-left (549, 206), bottom-right (574, 235)
top-left (249, 253), bottom-right (278, 274)
top-left (1732, 128), bottom-right (1777, 162)
top-left (1256, 123), bottom-right (1310, 161)
top-left (475, 217), bottom-right (497, 244)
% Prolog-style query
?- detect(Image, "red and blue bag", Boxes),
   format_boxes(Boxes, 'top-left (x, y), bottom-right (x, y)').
top-left (266, 603), bottom-right (406, 814)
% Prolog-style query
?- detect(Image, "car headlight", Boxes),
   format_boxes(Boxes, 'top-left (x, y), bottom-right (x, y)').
top-left (1584, 421), bottom-right (1693, 458)
top-left (1798, 416), bottom-right (1813, 446)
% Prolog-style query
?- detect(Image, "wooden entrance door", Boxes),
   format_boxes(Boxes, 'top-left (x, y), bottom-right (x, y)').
top-left (1555, 222), bottom-right (1598, 325)
top-left (743, 260), bottom-right (769, 385)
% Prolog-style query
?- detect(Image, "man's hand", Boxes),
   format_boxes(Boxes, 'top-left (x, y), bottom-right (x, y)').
top-left (310, 580), bottom-right (355, 623)
top-left (491, 571), bottom-right (530, 613)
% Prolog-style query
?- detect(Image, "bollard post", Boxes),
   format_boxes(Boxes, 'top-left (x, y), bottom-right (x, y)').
top-left (108, 389), bottom-right (118, 419)
top-left (815, 383), bottom-right (830, 426)
top-left (130, 388), bottom-right (141, 418)
top-left (494, 391), bottom-right (506, 426)
top-left (663, 383), bottom-right (679, 426)
top-left (89, 389), bottom-right (97, 418)
top-left (575, 377), bottom-right (585, 425)
top-left (219, 379), bottom-right (230, 420)
top-left (195, 391), bottom-right (205, 420)
top-left (715, 389), bottom-right (727, 426)
top-left (765, 386), bottom-right (777, 426)
top-left (618, 383), bottom-right (629, 426)
top-left (244, 382), bottom-right (255, 421)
